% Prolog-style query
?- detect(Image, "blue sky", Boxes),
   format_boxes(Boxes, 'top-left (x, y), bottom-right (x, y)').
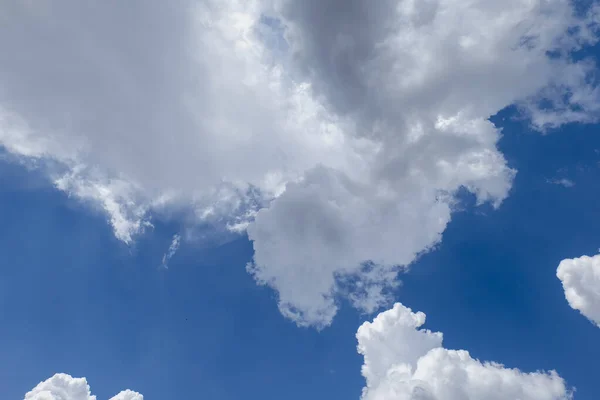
top-left (0, 160), bottom-right (364, 399)
top-left (2, 1), bottom-right (600, 399)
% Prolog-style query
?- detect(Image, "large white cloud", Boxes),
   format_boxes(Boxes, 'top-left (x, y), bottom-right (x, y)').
top-left (557, 253), bottom-right (600, 327)
top-left (1, 0), bottom-right (599, 326)
top-left (23, 373), bottom-right (142, 400)
top-left (357, 303), bottom-right (573, 400)
top-left (246, 0), bottom-right (600, 326)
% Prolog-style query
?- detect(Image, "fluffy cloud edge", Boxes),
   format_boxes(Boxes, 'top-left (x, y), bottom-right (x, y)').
top-left (23, 373), bottom-right (142, 400)
top-left (557, 253), bottom-right (600, 327)
top-left (357, 303), bottom-right (573, 400)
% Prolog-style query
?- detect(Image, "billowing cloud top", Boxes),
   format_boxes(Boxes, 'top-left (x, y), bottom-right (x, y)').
top-left (1, 0), bottom-right (599, 327)
top-left (357, 303), bottom-right (572, 400)
top-left (557, 254), bottom-right (600, 327)
top-left (23, 373), bottom-right (142, 400)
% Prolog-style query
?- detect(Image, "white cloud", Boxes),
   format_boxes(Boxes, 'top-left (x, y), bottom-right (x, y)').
top-left (162, 233), bottom-right (182, 269)
top-left (23, 373), bottom-right (142, 400)
top-left (557, 253), bottom-right (600, 327)
top-left (547, 178), bottom-right (575, 188)
top-left (54, 168), bottom-right (152, 244)
top-left (108, 390), bottom-right (144, 400)
top-left (0, 0), bottom-right (599, 326)
top-left (357, 303), bottom-right (573, 400)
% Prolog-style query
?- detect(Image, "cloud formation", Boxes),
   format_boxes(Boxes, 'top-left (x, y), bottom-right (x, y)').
top-left (557, 253), bottom-right (600, 327)
top-left (23, 373), bottom-right (142, 400)
top-left (0, 0), bottom-right (599, 326)
top-left (357, 303), bottom-right (572, 400)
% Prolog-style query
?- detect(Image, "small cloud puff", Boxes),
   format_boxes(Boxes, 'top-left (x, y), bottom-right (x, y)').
top-left (24, 373), bottom-right (143, 400)
top-left (557, 253), bottom-right (600, 327)
top-left (547, 178), bottom-right (575, 188)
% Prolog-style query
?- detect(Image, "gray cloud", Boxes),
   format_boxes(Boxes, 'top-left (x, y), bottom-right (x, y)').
top-left (1, 0), bottom-right (599, 326)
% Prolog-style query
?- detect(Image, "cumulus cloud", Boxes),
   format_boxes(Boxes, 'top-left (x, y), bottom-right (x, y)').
top-left (357, 303), bottom-right (573, 400)
top-left (23, 373), bottom-right (142, 400)
top-left (247, 0), bottom-right (600, 326)
top-left (557, 253), bottom-right (600, 327)
top-left (0, 0), bottom-right (599, 326)
top-left (107, 390), bottom-right (144, 400)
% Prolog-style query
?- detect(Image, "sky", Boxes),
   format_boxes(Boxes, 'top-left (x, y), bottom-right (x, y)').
top-left (1, 1), bottom-right (600, 399)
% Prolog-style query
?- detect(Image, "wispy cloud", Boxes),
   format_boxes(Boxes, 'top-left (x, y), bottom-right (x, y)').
top-left (161, 234), bottom-right (181, 269)
top-left (547, 178), bottom-right (575, 188)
